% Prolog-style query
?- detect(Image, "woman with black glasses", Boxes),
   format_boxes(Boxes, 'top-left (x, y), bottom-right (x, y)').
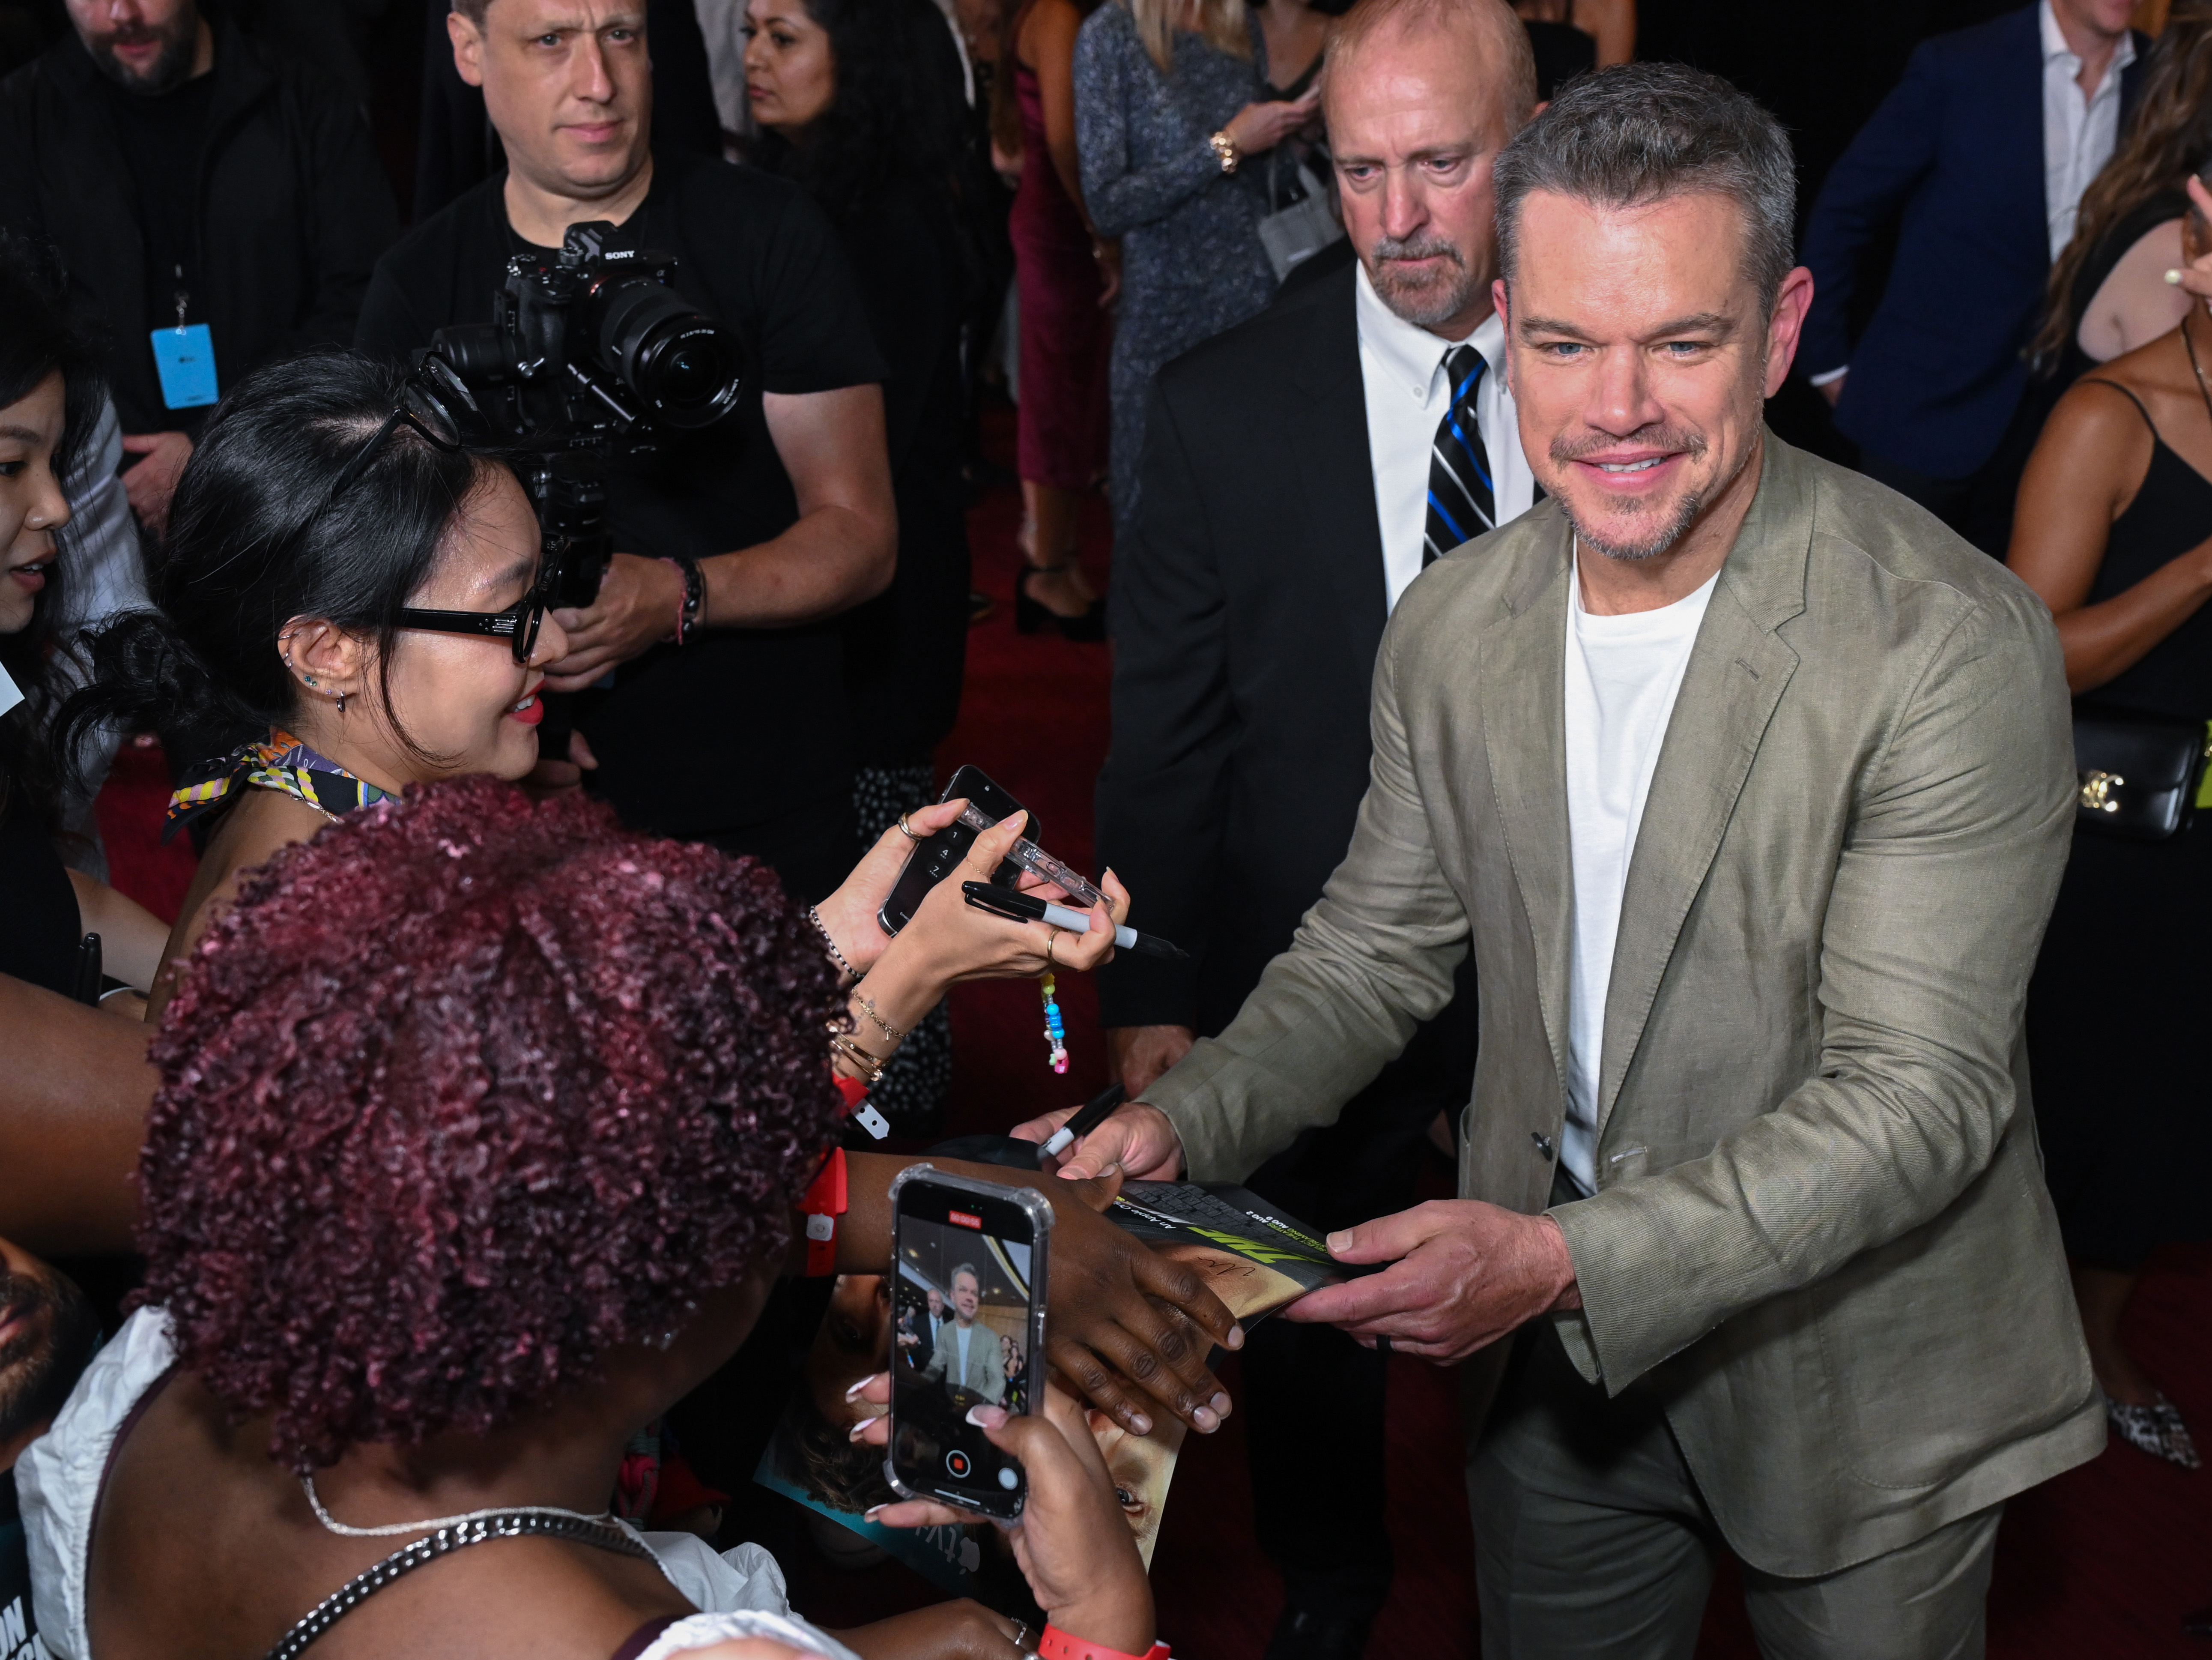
top-left (61, 350), bottom-right (1139, 1038)
top-left (57, 351), bottom-right (566, 1020)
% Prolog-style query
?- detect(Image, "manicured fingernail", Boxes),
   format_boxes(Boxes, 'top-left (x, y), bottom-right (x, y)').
top-left (966, 1403), bottom-right (1009, 1429)
top-left (844, 1373), bottom-right (877, 1401)
top-left (1128, 1411), bottom-right (1152, 1436)
top-left (863, 1505), bottom-right (886, 1520)
top-left (1326, 1230), bottom-right (1352, 1254)
top-left (1057, 1165), bottom-right (1085, 1178)
top-left (1191, 1405), bottom-right (1219, 1432)
top-left (847, 1415), bottom-right (881, 1441)
top-left (1227, 1323), bottom-right (1246, 1350)
top-left (1210, 1391), bottom-right (1232, 1418)
top-left (2169, 268), bottom-right (2185, 284)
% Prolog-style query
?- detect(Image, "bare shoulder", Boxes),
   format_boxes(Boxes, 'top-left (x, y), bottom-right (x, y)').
top-left (149, 791), bottom-right (334, 1018)
top-left (2078, 217), bottom-right (2188, 361)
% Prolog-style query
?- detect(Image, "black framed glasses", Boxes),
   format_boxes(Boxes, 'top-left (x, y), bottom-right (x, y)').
top-left (397, 556), bottom-right (555, 665)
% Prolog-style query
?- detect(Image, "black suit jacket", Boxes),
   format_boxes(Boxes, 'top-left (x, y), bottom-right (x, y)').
top-left (1098, 263), bottom-right (1477, 1100)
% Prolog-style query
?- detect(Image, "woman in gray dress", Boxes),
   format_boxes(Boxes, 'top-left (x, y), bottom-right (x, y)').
top-left (1074, 0), bottom-right (1316, 526)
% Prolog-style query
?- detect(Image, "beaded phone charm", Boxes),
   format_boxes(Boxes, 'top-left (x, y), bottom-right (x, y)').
top-left (1040, 974), bottom-right (1069, 1074)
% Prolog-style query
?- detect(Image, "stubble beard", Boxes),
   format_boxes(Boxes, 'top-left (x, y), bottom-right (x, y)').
top-left (1549, 426), bottom-right (1713, 563)
top-left (86, 11), bottom-right (201, 95)
top-left (1366, 233), bottom-right (1481, 330)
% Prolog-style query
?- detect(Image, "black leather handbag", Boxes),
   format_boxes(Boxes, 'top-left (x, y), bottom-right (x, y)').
top-left (2072, 709), bottom-right (2212, 841)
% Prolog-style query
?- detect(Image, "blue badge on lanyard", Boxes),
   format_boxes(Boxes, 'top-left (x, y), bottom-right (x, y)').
top-left (151, 323), bottom-right (218, 410)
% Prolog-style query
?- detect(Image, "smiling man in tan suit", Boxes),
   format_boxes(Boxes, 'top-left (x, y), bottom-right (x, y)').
top-left (1019, 50), bottom-right (2104, 1659)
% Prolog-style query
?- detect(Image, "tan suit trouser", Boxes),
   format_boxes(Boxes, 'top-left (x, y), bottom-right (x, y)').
top-left (1466, 1317), bottom-right (2002, 1660)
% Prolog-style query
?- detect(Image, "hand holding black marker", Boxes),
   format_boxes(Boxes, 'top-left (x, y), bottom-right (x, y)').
top-left (960, 881), bottom-right (1188, 960)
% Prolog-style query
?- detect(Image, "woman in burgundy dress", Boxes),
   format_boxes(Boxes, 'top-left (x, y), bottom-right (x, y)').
top-left (1001, 0), bottom-right (1112, 639)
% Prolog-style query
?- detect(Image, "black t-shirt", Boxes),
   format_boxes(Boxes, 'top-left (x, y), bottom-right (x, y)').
top-left (355, 149), bottom-right (887, 833)
top-left (99, 71), bottom-right (215, 333)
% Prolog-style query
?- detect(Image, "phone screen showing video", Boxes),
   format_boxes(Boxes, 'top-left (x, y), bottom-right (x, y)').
top-left (889, 1180), bottom-right (1042, 1519)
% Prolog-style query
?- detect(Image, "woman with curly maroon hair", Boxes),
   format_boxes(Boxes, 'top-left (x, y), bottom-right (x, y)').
top-left (17, 777), bottom-right (1161, 1660)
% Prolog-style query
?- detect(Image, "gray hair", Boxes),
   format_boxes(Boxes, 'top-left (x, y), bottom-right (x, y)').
top-left (1493, 63), bottom-right (1798, 315)
top-left (949, 1263), bottom-right (980, 1288)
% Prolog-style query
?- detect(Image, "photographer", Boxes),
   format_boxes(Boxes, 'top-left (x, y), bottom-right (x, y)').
top-left (355, 0), bottom-right (896, 902)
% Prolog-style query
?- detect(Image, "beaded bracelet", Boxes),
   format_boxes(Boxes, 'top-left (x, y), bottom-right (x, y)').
top-left (806, 906), bottom-right (860, 983)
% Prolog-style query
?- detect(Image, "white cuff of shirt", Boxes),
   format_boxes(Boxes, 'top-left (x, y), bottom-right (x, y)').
top-left (1807, 365), bottom-right (1849, 388)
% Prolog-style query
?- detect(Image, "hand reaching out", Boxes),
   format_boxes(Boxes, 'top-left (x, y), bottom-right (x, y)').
top-left (1011, 1098), bottom-right (1186, 1183)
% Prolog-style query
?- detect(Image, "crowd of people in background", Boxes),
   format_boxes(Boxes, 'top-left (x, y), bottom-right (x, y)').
top-left (0, 0), bottom-right (2209, 1653)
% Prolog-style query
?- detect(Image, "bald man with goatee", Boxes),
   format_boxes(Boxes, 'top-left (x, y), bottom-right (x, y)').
top-left (1077, 1), bottom-right (1537, 1650)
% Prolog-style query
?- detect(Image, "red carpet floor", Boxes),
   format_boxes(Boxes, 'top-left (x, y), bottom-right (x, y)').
top-left (95, 405), bottom-right (2212, 1655)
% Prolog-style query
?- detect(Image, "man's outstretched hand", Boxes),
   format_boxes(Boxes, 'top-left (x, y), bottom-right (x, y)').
top-left (1286, 1199), bottom-right (1582, 1364)
top-left (1011, 1099), bottom-right (1186, 1182)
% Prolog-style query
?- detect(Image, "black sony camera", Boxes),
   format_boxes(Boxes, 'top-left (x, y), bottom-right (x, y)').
top-left (427, 221), bottom-right (744, 608)
top-left (433, 220), bottom-right (742, 442)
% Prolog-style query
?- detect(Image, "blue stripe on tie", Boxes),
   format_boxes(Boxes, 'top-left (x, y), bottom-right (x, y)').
top-left (1454, 359), bottom-right (1486, 404)
top-left (1446, 414), bottom-right (1495, 493)
top-left (1426, 491), bottom-right (1468, 544)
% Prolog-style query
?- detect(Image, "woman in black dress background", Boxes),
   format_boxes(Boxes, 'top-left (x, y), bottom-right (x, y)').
top-left (744, 0), bottom-right (981, 1129)
top-left (2009, 171), bottom-right (2212, 1471)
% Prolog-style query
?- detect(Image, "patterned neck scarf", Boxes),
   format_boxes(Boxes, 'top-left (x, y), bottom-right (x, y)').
top-left (165, 730), bottom-right (390, 838)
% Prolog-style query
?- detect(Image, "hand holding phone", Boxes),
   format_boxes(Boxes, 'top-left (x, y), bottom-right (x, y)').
top-left (858, 1377), bottom-right (1159, 1657)
top-left (885, 1166), bottom-right (1052, 1521)
top-left (878, 765), bottom-right (1035, 938)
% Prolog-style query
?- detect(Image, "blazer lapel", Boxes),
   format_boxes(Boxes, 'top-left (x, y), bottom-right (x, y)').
top-left (1479, 514), bottom-right (1576, 1095)
top-left (1286, 269), bottom-right (1392, 671)
top-left (1595, 437), bottom-right (1811, 1133)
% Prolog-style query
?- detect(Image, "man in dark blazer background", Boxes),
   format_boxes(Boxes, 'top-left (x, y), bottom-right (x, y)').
top-left (1093, 1), bottom-right (1537, 1651)
top-left (1799, 0), bottom-right (2146, 555)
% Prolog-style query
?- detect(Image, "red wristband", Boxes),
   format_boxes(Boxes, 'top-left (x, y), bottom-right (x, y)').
top-left (799, 1146), bottom-right (848, 1277)
top-left (1036, 1627), bottom-right (1168, 1660)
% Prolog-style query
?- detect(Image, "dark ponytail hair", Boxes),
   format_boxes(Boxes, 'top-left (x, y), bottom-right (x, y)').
top-left (57, 350), bottom-right (499, 786)
top-left (0, 230), bottom-right (106, 834)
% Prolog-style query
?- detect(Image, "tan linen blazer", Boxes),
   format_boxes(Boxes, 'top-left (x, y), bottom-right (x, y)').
top-left (1145, 435), bottom-right (2104, 1576)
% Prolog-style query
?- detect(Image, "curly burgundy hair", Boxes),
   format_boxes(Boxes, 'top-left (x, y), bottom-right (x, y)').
top-left (138, 775), bottom-right (845, 1472)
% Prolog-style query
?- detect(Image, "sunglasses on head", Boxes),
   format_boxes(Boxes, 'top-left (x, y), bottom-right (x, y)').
top-left (307, 358), bottom-right (555, 666)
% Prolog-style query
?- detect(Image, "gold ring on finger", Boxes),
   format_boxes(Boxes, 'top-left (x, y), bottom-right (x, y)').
top-left (897, 811), bottom-right (922, 841)
top-left (1044, 928), bottom-right (1059, 968)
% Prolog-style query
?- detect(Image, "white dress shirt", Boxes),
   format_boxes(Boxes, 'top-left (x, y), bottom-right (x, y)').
top-left (1355, 262), bottom-right (1537, 611)
top-left (2040, 0), bottom-right (2134, 260)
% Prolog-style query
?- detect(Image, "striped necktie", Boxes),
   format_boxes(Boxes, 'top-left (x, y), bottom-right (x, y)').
top-left (1423, 344), bottom-right (1495, 565)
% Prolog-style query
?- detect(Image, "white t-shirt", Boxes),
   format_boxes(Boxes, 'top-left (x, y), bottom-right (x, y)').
top-left (1560, 552), bottom-right (1717, 1193)
top-left (954, 1321), bottom-right (973, 1380)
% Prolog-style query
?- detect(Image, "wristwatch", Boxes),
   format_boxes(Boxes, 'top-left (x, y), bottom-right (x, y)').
top-left (1208, 129), bottom-right (1239, 174)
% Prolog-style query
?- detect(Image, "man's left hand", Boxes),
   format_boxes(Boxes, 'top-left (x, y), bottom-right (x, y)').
top-left (1284, 1199), bottom-right (1581, 1364)
top-left (543, 552), bottom-right (686, 691)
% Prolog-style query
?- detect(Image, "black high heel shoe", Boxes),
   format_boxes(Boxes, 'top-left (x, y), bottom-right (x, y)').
top-left (1015, 562), bottom-right (1106, 642)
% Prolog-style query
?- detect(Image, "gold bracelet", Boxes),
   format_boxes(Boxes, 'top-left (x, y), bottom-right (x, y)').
top-left (854, 993), bottom-right (912, 1046)
top-left (1209, 129), bottom-right (1239, 174)
top-left (826, 1027), bottom-right (890, 1086)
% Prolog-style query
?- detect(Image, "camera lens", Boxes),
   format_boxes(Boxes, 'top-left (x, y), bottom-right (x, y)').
top-left (592, 278), bottom-right (742, 430)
